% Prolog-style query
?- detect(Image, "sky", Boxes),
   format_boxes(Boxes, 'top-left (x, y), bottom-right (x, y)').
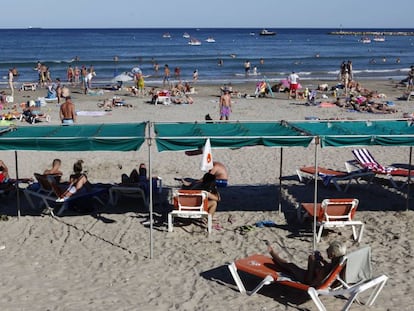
top-left (1, 0), bottom-right (413, 29)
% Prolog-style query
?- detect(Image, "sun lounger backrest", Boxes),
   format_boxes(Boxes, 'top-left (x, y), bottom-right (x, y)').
top-left (321, 198), bottom-right (359, 221)
top-left (174, 190), bottom-right (209, 212)
top-left (343, 246), bottom-right (372, 285)
top-left (34, 173), bottom-right (61, 191)
top-left (353, 148), bottom-right (387, 173)
top-left (46, 175), bottom-right (64, 197)
top-left (315, 255), bottom-right (347, 290)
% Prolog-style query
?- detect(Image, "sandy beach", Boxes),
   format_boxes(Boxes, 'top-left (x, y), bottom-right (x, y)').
top-left (1, 78), bottom-right (413, 310)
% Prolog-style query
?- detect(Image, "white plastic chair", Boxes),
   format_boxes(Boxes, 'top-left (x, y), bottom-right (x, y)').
top-left (168, 190), bottom-right (211, 234)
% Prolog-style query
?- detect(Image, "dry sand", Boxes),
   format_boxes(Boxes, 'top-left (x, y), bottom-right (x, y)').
top-left (0, 79), bottom-right (413, 310)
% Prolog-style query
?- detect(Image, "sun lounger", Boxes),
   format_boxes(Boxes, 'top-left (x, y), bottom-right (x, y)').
top-left (155, 90), bottom-right (171, 105)
top-left (227, 246), bottom-right (387, 311)
top-left (109, 185), bottom-right (147, 208)
top-left (19, 83), bottom-right (37, 91)
top-left (298, 198), bottom-right (364, 243)
top-left (308, 246), bottom-right (388, 311)
top-left (24, 173), bottom-right (107, 216)
top-left (168, 189), bottom-right (212, 234)
top-left (109, 177), bottom-right (162, 208)
top-left (296, 166), bottom-right (374, 192)
top-left (228, 253), bottom-right (346, 299)
top-left (350, 148), bottom-right (414, 189)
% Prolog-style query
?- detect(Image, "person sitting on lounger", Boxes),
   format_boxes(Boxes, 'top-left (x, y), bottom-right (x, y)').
top-left (267, 240), bottom-right (346, 286)
top-left (0, 160), bottom-right (9, 183)
top-left (121, 163), bottom-right (159, 198)
top-left (56, 160), bottom-right (91, 202)
top-left (180, 161), bottom-right (228, 188)
top-left (186, 172), bottom-right (221, 217)
top-left (43, 159), bottom-right (63, 177)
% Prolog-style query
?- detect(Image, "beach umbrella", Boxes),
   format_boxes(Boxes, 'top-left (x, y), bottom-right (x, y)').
top-left (200, 138), bottom-right (213, 172)
top-left (111, 73), bottom-right (133, 83)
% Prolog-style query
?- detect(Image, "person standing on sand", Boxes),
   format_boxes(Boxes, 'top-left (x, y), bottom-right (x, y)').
top-left (193, 69), bottom-right (198, 82)
top-left (288, 71), bottom-right (300, 99)
top-left (67, 65), bottom-right (74, 84)
top-left (59, 96), bottom-right (76, 125)
top-left (74, 66), bottom-right (80, 85)
top-left (8, 68), bottom-right (17, 97)
top-left (219, 90), bottom-right (232, 121)
top-left (163, 64), bottom-right (170, 87)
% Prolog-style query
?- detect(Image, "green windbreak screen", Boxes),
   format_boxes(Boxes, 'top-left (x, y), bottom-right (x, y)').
top-left (0, 123), bottom-right (146, 151)
top-left (154, 122), bottom-right (313, 151)
top-left (289, 120), bottom-right (414, 147)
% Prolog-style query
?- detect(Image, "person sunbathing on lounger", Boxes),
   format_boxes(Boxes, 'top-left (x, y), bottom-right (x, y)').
top-left (56, 160), bottom-right (91, 202)
top-left (267, 240), bottom-right (346, 286)
top-left (0, 160), bottom-right (9, 183)
top-left (43, 159), bottom-right (63, 177)
top-left (121, 163), bottom-right (159, 198)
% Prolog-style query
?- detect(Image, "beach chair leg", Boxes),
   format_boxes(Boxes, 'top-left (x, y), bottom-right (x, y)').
top-left (207, 214), bottom-right (212, 234)
top-left (355, 223), bottom-right (364, 243)
top-left (23, 191), bottom-right (36, 210)
top-left (228, 262), bottom-right (247, 294)
top-left (308, 287), bottom-right (328, 311)
top-left (56, 202), bottom-right (68, 216)
top-left (316, 225), bottom-right (324, 243)
top-left (167, 213), bottom-right (173, 232)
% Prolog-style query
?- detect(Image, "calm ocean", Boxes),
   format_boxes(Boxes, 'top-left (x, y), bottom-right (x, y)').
top-left (0, 28), bottom-right (413, 85)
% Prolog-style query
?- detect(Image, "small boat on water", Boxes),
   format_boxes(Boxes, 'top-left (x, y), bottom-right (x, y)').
top-left (259, 29), bottom-right (276, 36)
top-left (360, 37), bottom-right (371, 44)
top-left (183, 32), bottom-right (190, 39)
top-left (162, 32), bottom-right (171, 38)
top-left (373, 36), bottom-right (385, 42)
top-left (205, 37), bottom-right (215, 43)
top-left (188, 38), bottom-right (201, 46)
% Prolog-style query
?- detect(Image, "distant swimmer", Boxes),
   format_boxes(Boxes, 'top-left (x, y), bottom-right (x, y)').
top-left (230, 54), bottom-right (236, 58)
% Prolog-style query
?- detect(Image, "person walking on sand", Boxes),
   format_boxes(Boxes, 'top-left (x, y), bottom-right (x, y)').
top-left (219, 90), bottom-right (232, 121)
top-left (59, 96), bottom-right (76, 125)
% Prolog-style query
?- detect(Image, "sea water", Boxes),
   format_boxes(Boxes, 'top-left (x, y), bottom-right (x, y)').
top-left (0, 28), bottom-right (413, 85)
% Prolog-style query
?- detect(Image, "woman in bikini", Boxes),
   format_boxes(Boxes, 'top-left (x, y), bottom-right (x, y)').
top-left (56, 160), bottom-right (91, 202)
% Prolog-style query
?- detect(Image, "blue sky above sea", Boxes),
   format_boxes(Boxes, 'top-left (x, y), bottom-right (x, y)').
top-left (0, 0), bottom-right (412, 29)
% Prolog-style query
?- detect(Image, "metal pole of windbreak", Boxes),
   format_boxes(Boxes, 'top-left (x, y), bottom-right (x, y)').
top-left (147, 122), bottom-right (154, 259)
top-left (406, 146), bottom-right (412, 211)
top-left (15, 151), bottom-right (20, 219)
top-left (312, 137), bottom-right (320, 252)
top-left (278, 148), bottom-right (283, 213)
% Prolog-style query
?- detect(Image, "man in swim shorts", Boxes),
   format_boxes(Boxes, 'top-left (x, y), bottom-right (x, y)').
top-left (288, 71), bottom-right (300, 99)
top-left (219, 90), bottom-right (232, 121)
top-left (59, 96), bottom-right (76, 125)
top-left (209, 161), bottom-right (228, 187)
